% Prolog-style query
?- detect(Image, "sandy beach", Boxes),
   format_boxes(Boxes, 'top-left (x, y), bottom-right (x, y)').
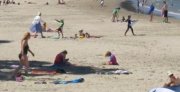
top-left (0, 0), bottom-right (180, 92)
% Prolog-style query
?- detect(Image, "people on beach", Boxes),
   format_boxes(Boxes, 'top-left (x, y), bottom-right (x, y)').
top-left (161, 1), bottom-right (168, 23)
top-left (121, 16), bottom-right (126, 22)
top-left (137, 0), bottom-right (140, 13)
top-left (112, 7), bottom-right (120, 22)
top-left (124, 15), bottom-right (135, 36)
top-left (30, 12), bottom-right (45, 38)
top-left (53, 50), bottom-right (70, 67)
top-left (100, 0), bottom-right (104, 7)
top-left (148, 3), bottom-right (155, 22)
top-left (104, 51), bottom-right (119, 65)
top-left (58, 0), bottom-right (65, 4)
top-left (78, 29), bottom-right (85, 38)
top-left (163, 71), bottom-right (180, 87)
top-left (78, 29), bottom-right (102, 39)
top-left (12, 32), bottom-right (34, 77)
top-left (55, 19), bottom-right (64, 38)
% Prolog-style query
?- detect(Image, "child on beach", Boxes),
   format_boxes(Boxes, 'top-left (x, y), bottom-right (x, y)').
top-left (53, 50), bottom-right (70, 67)
top-left (112, 7), bottom-right (120, 22)
top-left (163, 71), bottom-right (180, 87)
top-left (124, 15), bottom-right (135, 36)
top-left (104, 51), bottom-right (119, 65)
top-left (55, 19), bottom-right (64, 38)
top-left (148, 3), bottom-right (155, 22)
top-left (79, 29), bottom-right (85, 38)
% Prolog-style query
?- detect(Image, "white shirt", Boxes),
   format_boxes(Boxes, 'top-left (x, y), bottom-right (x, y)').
top-left (32, 16), bottom-right (43, 24)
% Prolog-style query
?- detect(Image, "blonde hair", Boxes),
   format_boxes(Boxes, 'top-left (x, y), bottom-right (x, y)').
top-left (22, 32), bottom-right (31, 40)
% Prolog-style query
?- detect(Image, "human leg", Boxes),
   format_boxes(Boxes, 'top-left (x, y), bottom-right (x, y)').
top-left (130, 26), bottom-right (135, 36)
top-left (124, 26), bottom-right (130, 36)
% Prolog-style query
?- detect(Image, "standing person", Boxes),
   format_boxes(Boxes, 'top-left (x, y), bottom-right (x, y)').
top-left (30, 12), bottom-right (45, 38)
top-left (112, 7), bottom-right (120, 22)
top-left (12, 32), bottom-right (34, 77)
top-left (161, 1), bottom-right (168, 23)
top-left (163, 71), bottom-right (180, 87)
top-left (124, 15), bottom-right (135, 36)
top-left (100, 0), bottom-right (104, 7)
top-left (3, 0), bottom-right (6, 5)
top-left (55, 19), bottom-right (64, 38)
top-left (137, 0), bottom-right (140, 13)
top-left (148, 3), bottom-right (155, 22)
top-left (105, 51), bottom-right (119, 65)
top-left (58, 0), bottom-right (65, 4)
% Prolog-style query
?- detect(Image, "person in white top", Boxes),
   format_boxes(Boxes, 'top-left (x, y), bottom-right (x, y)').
top-left (30, 12), bottom-right (45, 38)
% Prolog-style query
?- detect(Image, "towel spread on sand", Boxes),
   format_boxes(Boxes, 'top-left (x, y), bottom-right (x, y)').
top-left (53, 78), bottom-right (84, 84)
top-left (96, 69), bottom-right (132, 75)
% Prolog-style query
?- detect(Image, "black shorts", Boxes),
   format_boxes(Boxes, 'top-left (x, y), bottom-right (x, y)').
top-left (164, 10), bottom-right (168, 17)
top-left (57, 27), bottom-right (62, 32)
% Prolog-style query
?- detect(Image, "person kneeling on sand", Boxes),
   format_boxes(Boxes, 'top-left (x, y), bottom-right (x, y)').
top-left (163, 71), bottom-right (180, 87)
top-left (104, 51), bottom-right (119, 65)
top-left (53, 50), bottom-right (70, 67)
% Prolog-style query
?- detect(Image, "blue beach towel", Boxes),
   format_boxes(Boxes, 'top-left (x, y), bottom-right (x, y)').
top-left (54, 78), bottom-right (84, 84)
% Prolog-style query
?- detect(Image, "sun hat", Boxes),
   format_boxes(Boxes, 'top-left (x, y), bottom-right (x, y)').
top-left (167, 71), bottom-right (173, 76)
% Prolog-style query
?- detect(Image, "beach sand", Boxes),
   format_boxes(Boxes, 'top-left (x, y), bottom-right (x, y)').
top-left (0, 0), bottom-right (180, 92)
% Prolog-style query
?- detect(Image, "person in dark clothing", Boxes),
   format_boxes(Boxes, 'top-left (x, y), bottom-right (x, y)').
top-left (124, 15), bottom-right (135, 36)
top-left (53, 50), bottom-right (70, 66)
top-left (11, 32), bottom-right (34, 78)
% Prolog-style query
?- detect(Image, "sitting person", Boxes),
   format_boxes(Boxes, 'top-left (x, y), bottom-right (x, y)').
top-left (163, 71), bottom-right (180, 87)
top-left (53, 50), bottom-right (70, 66)
top-left (42, 22), bottom-right (54, 32)
top-left (79, 29), bottom-right (85, 38)
top-left (104, 51), bottom-right (119, 65)
top-left (85, 32), bottom-right (90, 38)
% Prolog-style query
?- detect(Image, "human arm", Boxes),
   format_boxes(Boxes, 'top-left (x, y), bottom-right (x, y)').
top-left (28, 49), bottom-right (34, 57)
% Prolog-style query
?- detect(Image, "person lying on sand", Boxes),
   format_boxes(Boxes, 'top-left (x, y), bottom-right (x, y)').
top-left (104, 51), bottom-right (119, 65)
top-left (53, 50), bottom-right (70, 67)
top-left (163, 71), bottom-right (180, 87)
top-left (78, 29), bottom-right (103, 39)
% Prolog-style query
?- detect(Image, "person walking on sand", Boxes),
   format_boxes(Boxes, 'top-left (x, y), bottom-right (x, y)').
top-left (161, 1), bottom-right (168, 23)
top-left (124, 15), bottom-right (135, 36)
top-left (112, 7), bottom-right (120, 22)
top-left (30, 12), bottom-right (45, 38)
top-left (55, 19), bottom-right (64, 38)
top-left (12, 32), bottom-right (34, 77)
top-left (148, 3), bottom-right (155, 22)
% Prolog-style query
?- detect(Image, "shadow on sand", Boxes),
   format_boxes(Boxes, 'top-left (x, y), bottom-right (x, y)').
top-left (0, 60), bottom-right (116, 81)
top-left (0, 40), bottom-right (12, 44)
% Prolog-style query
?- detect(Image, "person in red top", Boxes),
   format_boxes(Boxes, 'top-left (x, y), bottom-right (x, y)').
top-left (105, 51), bottom-right (119, 65)
top-left (53, 50), bottom-right (69, 66)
